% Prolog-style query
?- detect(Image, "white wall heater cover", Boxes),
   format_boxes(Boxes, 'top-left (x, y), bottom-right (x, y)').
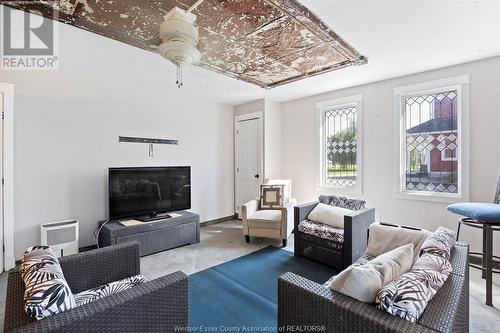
top-left (40, 220), bottom-right (79, 257)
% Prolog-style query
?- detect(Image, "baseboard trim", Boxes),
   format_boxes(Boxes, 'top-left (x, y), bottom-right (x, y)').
top-left (469, 254), bottom-right (500, 270)
top-left (80, 244), bottom-right (98, 252)
top-left (200, 214), bottom-right (237, 227)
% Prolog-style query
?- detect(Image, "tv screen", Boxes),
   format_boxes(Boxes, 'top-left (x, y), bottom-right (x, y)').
top-left (108, 166), bottom-right (191, 220)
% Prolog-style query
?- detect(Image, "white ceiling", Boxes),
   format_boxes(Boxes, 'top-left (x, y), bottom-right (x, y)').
top-left (3, 1), bottom-right (500, 106)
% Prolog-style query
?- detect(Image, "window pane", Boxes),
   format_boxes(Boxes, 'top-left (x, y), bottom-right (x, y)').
top-left (325, 106), bottom-right (357, 187)
top-left (404, 90), bottom-right (458, 193)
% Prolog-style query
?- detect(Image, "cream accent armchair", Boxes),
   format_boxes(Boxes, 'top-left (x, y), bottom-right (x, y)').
top-left (241, 179), bottom-right (296, 247)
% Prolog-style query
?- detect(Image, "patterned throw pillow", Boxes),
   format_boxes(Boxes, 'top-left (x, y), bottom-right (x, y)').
top-left (419, 226), bottom-right (456, 260)
top-left (329, 244), bottom-right (414, 303)
top-left (22, 246), bottom-right (76, 320)
top-left (375, 253), bottom-right (453, 323)
top-left (318, 195), bottom-right (366, 210)
top-left (75, 275), bottom-right (148, 306)
top-left (260, 185), bottom-right (284, 209)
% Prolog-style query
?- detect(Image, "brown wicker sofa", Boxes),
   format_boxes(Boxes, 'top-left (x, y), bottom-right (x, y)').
top-left (278, 242), bottom-right (469, 333)
top-left (4, 241), bottom-right (188, 333)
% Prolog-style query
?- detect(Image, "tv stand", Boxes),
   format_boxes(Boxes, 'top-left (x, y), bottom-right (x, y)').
top-left (138, 212), bottom-right (172, 222)
top-left (98, 211), bottom-right (200, 256)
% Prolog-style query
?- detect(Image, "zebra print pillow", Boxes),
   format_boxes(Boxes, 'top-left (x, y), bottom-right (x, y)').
top-left (22, 246), bottom-right (76, 320)
top-left (375, 252), bottom-right (452, 322)
top-left (419, 226), bottom-right (456, 260)
top-left (74, 275), bottom-right (148, 306)
top-left (318, 195), bottom-right (366, 210)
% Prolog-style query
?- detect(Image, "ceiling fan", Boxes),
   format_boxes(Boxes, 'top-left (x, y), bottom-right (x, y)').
top-left (158, 0), bottom-right (205, 88)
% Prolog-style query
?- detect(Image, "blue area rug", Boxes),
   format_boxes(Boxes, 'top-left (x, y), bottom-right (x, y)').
top-left (189, 246), bottom-right (338, 332)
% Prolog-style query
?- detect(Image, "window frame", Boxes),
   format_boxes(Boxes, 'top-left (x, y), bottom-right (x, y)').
top-left (316, 95), bottom-right (363, 195)
top-left (393, 75), bottom-right (470, 202)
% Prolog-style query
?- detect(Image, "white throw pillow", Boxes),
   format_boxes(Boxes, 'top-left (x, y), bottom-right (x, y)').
top-left (367, 223), bottom-right (431, 263)
top-left (307, 203), bottom-right (351, 228)
top-left (328, 243), bottom-right (414, 303)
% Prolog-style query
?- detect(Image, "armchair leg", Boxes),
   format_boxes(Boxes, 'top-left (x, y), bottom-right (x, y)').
top-left (282, 239), bottom-right (287, 247)
top-left (245, 235), bottom-right (250, 243)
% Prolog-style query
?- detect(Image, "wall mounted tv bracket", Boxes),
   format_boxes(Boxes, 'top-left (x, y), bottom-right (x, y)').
top-left (119, 136), bottom-right (178, 157)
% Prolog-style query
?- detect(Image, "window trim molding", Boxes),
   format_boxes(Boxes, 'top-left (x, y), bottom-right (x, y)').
top-left (316, 94), bottom-right (363, 195)
top-left (393, 74), bottom-right (470, 203)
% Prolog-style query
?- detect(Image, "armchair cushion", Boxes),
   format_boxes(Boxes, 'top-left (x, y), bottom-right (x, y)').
top-left (75, 274), bottom-right (148, 306)
top-left (376, 252), bottom-right (453, 323)
top-left (260, 184), bottom-right (284, 209)
top-left (263, 178), bottom-right (292, 202)
top-left (319, 195), bottom-right (366, 210)
top-left (307, 203), bottom-right (351, 228)
top-left (248, 209), bottom-right (282, 222)
top-left (419, 226), bottom-right (456, 260)
top-left (329, 244), bottom-right (414, 303)
top-left (298, 220), bottom-right (344, 243)
top-left (22, 246), bottom-right (76, 320)
top-left (367, 224), bottom-right (431, 263)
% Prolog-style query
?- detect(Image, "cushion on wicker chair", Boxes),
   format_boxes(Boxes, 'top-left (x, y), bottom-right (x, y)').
top-left (22, 246), bottom-right (76, 320)
top-left (376, 252), bottom-right (452, 323)
top-left (329, 244), bottom-right (414, 303)
top-left (298, 220), bottom-right (345, 242)
top-left (318, 195), bottom-right (366, 210)
top-left (308, 203), bottom-right (351, 228)
top-left (419, 226), bottom-right (456, 260)
top-left (75, 275), bottom-right (149, 306)
top-left (367, 224), bottom-right (431, 263)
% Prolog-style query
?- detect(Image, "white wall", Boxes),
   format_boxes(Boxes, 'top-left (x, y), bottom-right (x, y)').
top-left (9, 93), bottom-right (234, 258)
top-left (234, 99), bottom-right (265, 117)
top-left (1, 11), bottom-right (235, 259)
top-left (282, 56), bottom-right (500, 254)
top-left (264, 100), bottom-right (282, 179)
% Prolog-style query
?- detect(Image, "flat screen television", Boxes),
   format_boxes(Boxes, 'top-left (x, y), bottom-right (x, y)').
top-left (108, 166), bottom-right (191, 221)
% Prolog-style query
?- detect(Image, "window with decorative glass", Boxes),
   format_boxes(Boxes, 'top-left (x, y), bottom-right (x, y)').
top-left (395, 75), bottom-right (470, 200)
top-left (317, 96), bottom-right (362, 191)
top-left (403, 90), bottom-right (459, 193)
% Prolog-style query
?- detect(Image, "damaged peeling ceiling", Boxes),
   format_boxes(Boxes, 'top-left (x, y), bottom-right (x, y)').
top-left (3, 0), bottom-right (367, 88)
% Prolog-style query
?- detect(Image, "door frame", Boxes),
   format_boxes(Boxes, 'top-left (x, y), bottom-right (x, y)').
top-left (0, 82), bottom-right (15, 271)
top-left (234, 111), bottom-right (264, 217)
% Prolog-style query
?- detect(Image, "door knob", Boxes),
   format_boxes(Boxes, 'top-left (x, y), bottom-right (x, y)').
top-left (254, 174), bottom-right (260, 178)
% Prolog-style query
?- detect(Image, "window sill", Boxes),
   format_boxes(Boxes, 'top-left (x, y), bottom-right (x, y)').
top-left (393, 191), bottom-right (469, 204)
top-left (316, 186), bottom-right (363, 197)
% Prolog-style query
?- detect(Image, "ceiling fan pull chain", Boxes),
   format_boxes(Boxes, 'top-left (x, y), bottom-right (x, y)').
top-left (175, 64), bottom-right (180, 88)
top-left (176, 64), bottom-right (184, 88)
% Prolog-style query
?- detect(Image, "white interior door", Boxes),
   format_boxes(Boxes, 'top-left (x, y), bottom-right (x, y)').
top-left (236, 117), bottom-right (261, 217)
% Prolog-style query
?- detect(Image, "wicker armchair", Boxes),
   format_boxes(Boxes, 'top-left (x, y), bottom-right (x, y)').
top-left (294, 201), bottom-right (375, 270)
top-left (278, 243), bottom-right (469, 333)
top-left (4, 241), bottom-right (188, 333)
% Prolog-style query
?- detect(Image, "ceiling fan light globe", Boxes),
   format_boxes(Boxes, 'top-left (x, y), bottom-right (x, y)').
top-left (158, 41), bottom-right (201, 67)
top-left (160, 20), bottom-right (198, 46)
